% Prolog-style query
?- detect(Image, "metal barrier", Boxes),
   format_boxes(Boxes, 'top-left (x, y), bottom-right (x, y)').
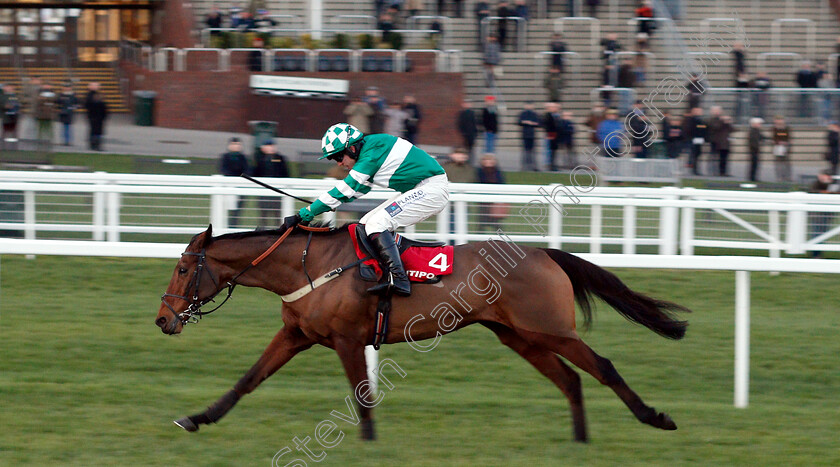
top-left (480, 16), bottom-right (527, 52)
top-left (757, 51), bottom-right (803, 73)
top-left (406, 15), bottom-right (450, 49)
top-left (533, 51), bottom-right (581, 88)
top-left (154, 47), bottom-right (182, 72)
top-left (699, 17), bottom-right (744, 42)
top-left (771, 19), bottom-right (815, 58)
top-left (312, 48), bottom-right (355, 72)
top-left (354, 49), bottom-right (397, 73)
top-left (590, 87), bottom-right (637, 111)
top-left (266, 14), bottom-right (303, 28)
top-left (703, 87), bottom-right (840, 126)
top-left (554, 17), bottom-right (600, 59)
top-left (595, 156), bottom-right (681, 184)
top-left (401, 49), bottom-right (446, 72)
top-left (269, 48), bottom-right (315, 72)
top-left (181, 48), bottom-right (224, 72)
top-left (446, 49), bottom-right (463, 73)
top-left (328, 15), bottom-right (377, 28)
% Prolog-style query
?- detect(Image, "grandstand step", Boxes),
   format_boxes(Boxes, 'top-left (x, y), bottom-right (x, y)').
top-left (0, 67), bottom-right (128, 113)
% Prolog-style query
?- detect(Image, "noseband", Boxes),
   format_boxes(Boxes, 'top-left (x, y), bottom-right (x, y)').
top-left (160, 249), bottom-right (236, 325)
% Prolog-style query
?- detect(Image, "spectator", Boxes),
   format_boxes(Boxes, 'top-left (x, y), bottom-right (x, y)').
top-left (752, 71), bottom-right (771, 119)
top-left (732, 41), bottom-right (747, 77)
top-left (796, 61), bottom-right (817, 118)
top-left (817, 63), bottom-right (834, 123)
top-left (440, 147), bottom-right (477, 244)
top-left (219, 137), bottom-right (250, 228)
top-left (343, 97), bottom-right (374, 134)
top-left (707, 106), bottom-right (722, 157)
top-left (543, 102), bottom-right (562, 170)
top-left (248, 37), bottom-right (265, 71)
top-left (628, 101), bottom-right (649, 159)
top-left (635, 0), bottom-right (655, 37)
top-left (205, 7), bottom-right (222, 35)
top-left (712, 114), bottom-right (733, 176)
top-left (517, 103), bottom-right (540, 171)
top-left (253, 9), bottom-right (277, 29)
top-left (402, 95), bottom-right (422, 144)
top-left (748, 117), bottom-right (765, 182)
top-left (477, 153), bottom-right (507, 232)
top-left (808, 170), bottom-right (840, 257)
top-left (377, 10), bottom-right (395, 36)
top-left (483, 34), bottom-right (502, 87)
top-left (457, 100), bottom-right (479, 164)
top-left (383, 101), bottom-right (409, 136)
top-left (559, 111), bottom-right (576, 168)
top-left (549, 33), bottom-right (567, 73)
top-left (633, 48), bottom-right (649, 85)
top-left (406, 0), bottom-right (423, 17)
top-left (228, 7), bottom-right (243, 28)
top-left (597, 108), bottom-right (624, 157)
top-left (514, 0), bottom-right (528, 20)
top-left (236, 11), bottom-right (255, 31)
top-left (475, 1), bottom-right (491, 45)
top-left (253, 139), bottom-right (289, 229)
top-left (56, 83), bottom-right (78, 147)
top-left (585, 104), bottom-right (605, 146)
top-left (34, 83), bottom-right (57, 151)
top-left (497, 1), bottom-right (514, 51)
top-left (544, 66), bottom-right (563, 103)
top-left (601, 32), bottom-right (621, 64)
top-left (686, 76), bottom-right (704, 110)
top-left (21, 77), bottom-right (42, 141)
top-left (362, 86), bottom-right (386, 134)
top-left (586, 0), bottom-right (600, 17)
top-left (663, 111), bottom-right (684, 159)
top-left (835, 36), bottom-right (840, 87)
top-left (1, 84), bottom-right (20, 146)
top-left (684, 106), bottom-right (707, 175)
top-left (771, 116), bottom-right (792, 182)
top-left (735, 72), bottom-right (751, 123)
top-left (826, 121), bottom-right (840, 175)
top-left (481, 95), bottom-right (500, 153)
top-left (84, 82), bottom-right (108, 151)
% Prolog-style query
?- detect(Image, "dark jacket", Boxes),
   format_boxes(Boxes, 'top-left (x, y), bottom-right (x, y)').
top-left (549, 39), bottom-right (567, 71)
top-left (711, 120), bottom-right (733, 151)
top-left (796, 69), bottom-right (817, 88)
top-left (403, 102), bottom-right (421, 136)
top-left (543, 112), bottom-right (561, 150)
top-left (684, 115), bottom-right (707, 141)
top-left (84, 90), bottom-right (108, 135)
top-left (477, 166), bottom-right (505, 184)
top-left (558, 117), bottom-right (574, 147)
top-left (517, 109), bottom-right (540, 140)
top-left (457, 108), bottom-right (478, 140)
top-left (2, 92), bottom-right (20, 124)
top-left (482, 107), bottom-right (499, 133)
top-left (732, 49), bottom-right (746, 75)
top-left (617, 64), bottom-right (636, 88)
top-left (220, 151), bottom-right (249, 176)
top-left (749, 127), bottom-right (764, 153)
top-left (253, 150), bottom-right (290, 178)
top-left (56, 92), bottom-right (78, 124)
top-left (827, 129), bottom-right (839, 165)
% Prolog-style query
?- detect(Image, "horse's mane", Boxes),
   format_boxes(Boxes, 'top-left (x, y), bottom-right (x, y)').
top-left (209, 222), bottom-right (351, 243)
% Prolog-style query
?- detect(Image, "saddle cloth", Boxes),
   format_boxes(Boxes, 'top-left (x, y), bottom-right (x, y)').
top-left (348, 223), bottom-right (454, 283)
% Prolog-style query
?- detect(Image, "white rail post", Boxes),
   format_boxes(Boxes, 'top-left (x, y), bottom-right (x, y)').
top-left (210, 193), bottom-right (228, 232)
top-left (548, 201), bottom-right (561, 249)
top-left (455, 200), bottom-right (468, 245)
top-left (437, 203), bottom-right (451, 244)
top-left (92, 172), bottom-right (106, 241)
top-left (768, 210), bottom-right (780, 275)
top-left (680, 207), bottom-right (694, 255)
top-left (659, 191), bottom-right (679, 255)
top-left (785, 203), bottom-right (807, 255)
top-left (734, 270), bottom-right (750, 408)
top-left (23, 190), bottom-right (35, 259)
top-left (590, 204), bottom-right (602, 254)
top-left (106, 192), bottom-right (121, 242)
top-left (622, 203), bottom-right (636, 254)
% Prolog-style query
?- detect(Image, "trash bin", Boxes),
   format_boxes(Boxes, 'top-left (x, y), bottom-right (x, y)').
top-left (133, 91), bottom-right (156, 126)
top-left (249, 120), bottom-right (278, 152)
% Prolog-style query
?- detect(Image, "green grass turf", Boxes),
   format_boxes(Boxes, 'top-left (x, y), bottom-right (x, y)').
top-left (1, 255), bottom-right (839, 466)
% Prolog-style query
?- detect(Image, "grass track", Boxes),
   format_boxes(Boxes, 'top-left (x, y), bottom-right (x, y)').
top-left (1, 255), bottom-right (839, 466)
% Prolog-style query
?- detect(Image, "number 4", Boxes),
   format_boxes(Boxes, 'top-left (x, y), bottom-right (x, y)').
top-left (428, 253), bottom-right (448, 271)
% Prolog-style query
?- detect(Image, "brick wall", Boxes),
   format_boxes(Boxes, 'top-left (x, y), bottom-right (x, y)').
top-left (123, 64), bottom-right (463, 145)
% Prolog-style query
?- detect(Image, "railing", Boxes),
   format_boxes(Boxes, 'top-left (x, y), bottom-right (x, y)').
top-left (406, 15), bottom-right (450, 49)
top-left (771, 19), bottom-right (815, 58)
top-left (699, 17), bottom-right (744, 42)
top-left (480, 16), bottom-right (527, 52)
top-left (1, 172), bottom-right (838, 257)
top-left (328, 15), bottom-right (377, 28)
top-left (590, 86), bottom-right (637, 112)
top-left (757, 51), bottom-right (803, 74)
top-left (703, 87), bottom-right (840, 126)
top-left (554, 17), bottom-right (600, 59)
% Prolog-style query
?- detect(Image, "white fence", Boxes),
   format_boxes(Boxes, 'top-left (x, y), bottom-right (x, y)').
top-left (1, 171), bottom-right (839, 256)
top-left (1, 171), bottom-right (839, 408)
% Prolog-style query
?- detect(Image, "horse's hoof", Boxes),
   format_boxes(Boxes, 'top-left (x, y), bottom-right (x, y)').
top-left (174, 416), bottom-right (199, 432)
top-left (360, 419), bottom-right (376, 441)
top-left (657, 412), bottom-right (677, 430)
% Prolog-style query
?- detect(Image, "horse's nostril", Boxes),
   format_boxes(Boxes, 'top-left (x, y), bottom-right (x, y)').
top-left (156, 316), bottom-right (167, 327)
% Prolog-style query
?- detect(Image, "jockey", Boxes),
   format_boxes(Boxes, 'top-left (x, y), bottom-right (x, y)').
top-left (285, 123), bottom-right (449, 296)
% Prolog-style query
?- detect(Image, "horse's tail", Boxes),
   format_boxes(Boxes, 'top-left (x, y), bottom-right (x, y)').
top-left (541, 249), bottom-right (690, 340)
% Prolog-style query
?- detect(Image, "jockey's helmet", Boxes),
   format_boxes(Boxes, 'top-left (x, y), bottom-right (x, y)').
top-left (320, 123), bottom-right (364, 160)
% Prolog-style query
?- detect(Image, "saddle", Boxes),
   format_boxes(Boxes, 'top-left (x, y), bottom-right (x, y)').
top-left (347, 223), bottom-right (454, 350)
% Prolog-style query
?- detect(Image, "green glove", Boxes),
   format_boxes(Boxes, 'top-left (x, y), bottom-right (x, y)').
top-left (298, 206), bottom-right (315, 222)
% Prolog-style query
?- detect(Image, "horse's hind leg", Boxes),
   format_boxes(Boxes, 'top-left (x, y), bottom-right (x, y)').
top-left (174, 326), bottom-right (314, 432)
top-left (534, 334), bottom-right (677, 431)
top-left (483, 322), bottom-right (588, 442)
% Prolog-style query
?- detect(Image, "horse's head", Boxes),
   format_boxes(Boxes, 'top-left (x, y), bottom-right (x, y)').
top-left (156, 225), bottom-right (228, 335)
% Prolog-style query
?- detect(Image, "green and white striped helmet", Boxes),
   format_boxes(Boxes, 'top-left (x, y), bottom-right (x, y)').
top-left (320, 123), bottom-right (364, 159)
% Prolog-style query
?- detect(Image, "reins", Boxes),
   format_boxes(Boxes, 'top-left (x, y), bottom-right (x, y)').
top-left (161, 224), bottom-right (336, 325)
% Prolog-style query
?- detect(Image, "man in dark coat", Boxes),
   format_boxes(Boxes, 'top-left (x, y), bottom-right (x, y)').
top-left (456, 100), bottom-right (478, 165)
top-left (481, 95), bottom-right (500, 154)
top-left (402, 95), bottom-right (422, 144)
top-left (56, 83), bottom-right (78, 146)
top-left (84, 82), bottom-right (108, 151)
top-left (219, 137), bottom-right (250, 227)
top-left (542, 102), bottom-right (562, 171)
top-left (748, 118), bottom-right (765, 182)
top-left (517, 103), bottom-right (540, 171)
top-left (253, 138), bottom-right (289, 229)
top-left (683, 107), bottom-right (707, 175)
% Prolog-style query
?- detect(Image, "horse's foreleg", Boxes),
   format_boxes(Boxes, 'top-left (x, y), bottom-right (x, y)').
top-left (483, 323), bottom-right (588, 442)
top-left (540, 335), bottom-right (677, 431)
top-left (175, 326), bottom-right (314, 432)
top-left (333, 338), bottom-right (376, 441)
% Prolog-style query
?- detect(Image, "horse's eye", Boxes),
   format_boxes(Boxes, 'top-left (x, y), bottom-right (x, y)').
top-left (178, 267), bottom-right (188, 275)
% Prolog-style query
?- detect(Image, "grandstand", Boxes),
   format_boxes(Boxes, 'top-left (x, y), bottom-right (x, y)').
top-left (183, 0), bottom-right (840, 169)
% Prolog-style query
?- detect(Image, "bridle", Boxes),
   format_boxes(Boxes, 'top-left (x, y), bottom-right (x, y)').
top-left (159, 224), bottom-right (332, 326)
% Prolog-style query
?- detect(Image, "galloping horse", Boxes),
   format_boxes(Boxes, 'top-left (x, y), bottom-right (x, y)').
top-left (156, 223), bottom-right (689, 442)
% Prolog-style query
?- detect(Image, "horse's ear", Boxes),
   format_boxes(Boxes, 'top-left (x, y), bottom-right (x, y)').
top-left (200, 224), bottom-right (213, 247)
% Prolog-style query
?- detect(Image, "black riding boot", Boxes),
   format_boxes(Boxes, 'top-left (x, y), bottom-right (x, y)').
top-left (367, 231), bottom-right (411, 296)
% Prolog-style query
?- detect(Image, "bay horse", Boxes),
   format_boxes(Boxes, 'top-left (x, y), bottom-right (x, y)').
top-left (156, 223), bottom-right (689, 443)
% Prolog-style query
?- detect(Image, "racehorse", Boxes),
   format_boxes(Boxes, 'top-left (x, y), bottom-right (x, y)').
top-left (156, 223), bottom-right (690, 443)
